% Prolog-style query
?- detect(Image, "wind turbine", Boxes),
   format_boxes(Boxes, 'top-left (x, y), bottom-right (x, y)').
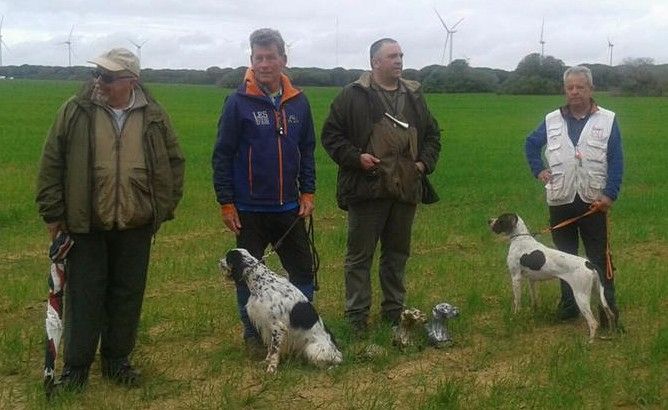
top-left (539, 18), bottom-right (546, 58)
top-left (607, 37), bottom-right (614, 66)
top-left (434, 8), bottom-right (464, 65)
top-left (60, 25), bottom-right (74, 67)
top-left (335, 16), bottom-right (339, 67)
top-left (129, 39), bottom-right (148, 64)
top-left (0, 15), bottom-right (8, 67)
top-left (286, 39), bottom-right (298, 59)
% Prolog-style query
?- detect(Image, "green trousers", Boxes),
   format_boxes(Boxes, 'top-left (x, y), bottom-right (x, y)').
top-left (344, 199), bottom-right (417, 324)
top-left (63, 225), bottom-right (152, 369)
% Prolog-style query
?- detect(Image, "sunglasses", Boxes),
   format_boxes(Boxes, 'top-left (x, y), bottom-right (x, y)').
top-left (92, 69), bottom-right (135, 84)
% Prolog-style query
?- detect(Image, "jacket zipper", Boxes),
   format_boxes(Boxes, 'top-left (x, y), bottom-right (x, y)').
top-left (248, 146), bottom-right (253, 195)
top-left (274, 109), bottom-right (285, 205)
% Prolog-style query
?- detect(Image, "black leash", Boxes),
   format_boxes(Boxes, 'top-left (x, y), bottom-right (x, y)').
top-left (261, 214), bottom-right (320, 291)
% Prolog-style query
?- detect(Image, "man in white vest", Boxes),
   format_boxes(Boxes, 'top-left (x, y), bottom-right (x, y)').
top-left (525, 65), bottom-right (623, 329)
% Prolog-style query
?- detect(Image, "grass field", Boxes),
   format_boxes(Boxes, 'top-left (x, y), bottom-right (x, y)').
top-left (0, 79), bottom-right (666, 409)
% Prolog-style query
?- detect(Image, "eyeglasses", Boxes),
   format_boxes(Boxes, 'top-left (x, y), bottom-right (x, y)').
top-left (92, 69), bottom-right (135, 84)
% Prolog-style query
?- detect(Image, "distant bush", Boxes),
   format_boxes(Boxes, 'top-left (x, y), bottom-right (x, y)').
top-left (499, 53), bottom-right (565, 95)
top-left (1, 56), bottom-right (667, 96)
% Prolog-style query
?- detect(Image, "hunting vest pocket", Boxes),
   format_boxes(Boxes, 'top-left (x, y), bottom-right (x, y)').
top-left (367, 117), bottom-right (421, 204)
top-left (545, 171), bottom-right (567, 203)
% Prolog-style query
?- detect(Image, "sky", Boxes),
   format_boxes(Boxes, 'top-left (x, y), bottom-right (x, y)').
top-left (1, 0), bottom-right (667, 71)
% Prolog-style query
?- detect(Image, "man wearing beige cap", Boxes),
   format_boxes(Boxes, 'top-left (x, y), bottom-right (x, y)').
top-left (36, 47), bottom-right (185, 392)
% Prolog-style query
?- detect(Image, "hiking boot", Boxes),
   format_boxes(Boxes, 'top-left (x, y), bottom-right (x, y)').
top-left (348, 319), bottom-right (369, 339)
top-left (244, 336), bottom-right (266, 360)
top-left (556, 301), bottom-right (579, 321)
top-left (48, 366), bottom-right (89, 398)
top-left (598, 306), bottom-right (625, 334)
top-left (102, 359), bottom-right (142, 387)
top-left (382, 310), bottom-right (402, 327)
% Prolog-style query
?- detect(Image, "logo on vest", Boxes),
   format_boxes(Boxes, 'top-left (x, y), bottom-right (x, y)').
top-left (591, 127), bottom-right (604, 139)
top-left (287, 114), bottom-right (299, 124)
top-left (252, 111), bottom-right (270, 126)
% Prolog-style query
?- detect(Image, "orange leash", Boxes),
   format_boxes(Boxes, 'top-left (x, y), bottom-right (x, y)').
top-left (540, 207), bottom-right (599, 234)
top-left (605, 212), bottom-right (614, 280)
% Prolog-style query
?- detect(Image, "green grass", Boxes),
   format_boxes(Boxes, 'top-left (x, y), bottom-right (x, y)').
top-left (0, 80), bottom-right (666, 409)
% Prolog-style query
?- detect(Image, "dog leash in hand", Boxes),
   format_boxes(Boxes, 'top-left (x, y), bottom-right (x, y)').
top-left (261, 214), bottom-right (320, 290)
top-left (540, 207), bottom-right (599, 234)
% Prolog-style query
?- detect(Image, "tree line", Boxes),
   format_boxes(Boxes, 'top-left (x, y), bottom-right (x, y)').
top-left (2, 53), bottom-right (666, 96)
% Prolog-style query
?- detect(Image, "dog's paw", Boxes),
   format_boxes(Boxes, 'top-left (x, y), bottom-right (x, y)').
top-left (265, 363), bottom-right (278, 374)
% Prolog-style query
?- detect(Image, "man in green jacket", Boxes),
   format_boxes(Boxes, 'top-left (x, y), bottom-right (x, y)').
top-left (321, 38), bottom-right (441, 333)
top-left (36, 48), bottom-right (185, 391)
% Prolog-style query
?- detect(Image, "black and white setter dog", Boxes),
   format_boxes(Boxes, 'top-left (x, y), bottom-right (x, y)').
top-left (489, 213), bottom-right (615, 341)
top-left (220, 248), bottom-right (342, 373)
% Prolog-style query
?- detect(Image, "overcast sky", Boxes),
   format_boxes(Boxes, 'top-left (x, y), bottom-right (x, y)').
top-left (1, 0), bottom-right (666, 71)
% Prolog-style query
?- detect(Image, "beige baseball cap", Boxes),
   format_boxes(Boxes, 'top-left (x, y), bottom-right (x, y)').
top-left (87, 48), bottom-right (140, 77)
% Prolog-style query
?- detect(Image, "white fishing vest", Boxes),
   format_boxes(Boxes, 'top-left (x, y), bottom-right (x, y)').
top-left (543, 107), bottom-right (615, 205)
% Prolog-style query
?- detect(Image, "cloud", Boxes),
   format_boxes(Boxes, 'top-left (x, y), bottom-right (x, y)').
top-left (0, 0), bottom-right (666, 70)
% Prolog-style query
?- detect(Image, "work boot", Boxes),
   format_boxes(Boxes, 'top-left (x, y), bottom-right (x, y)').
top-left (53, 366), bottom-right (88, 392)
top-left (244, 336), bottom-right (266, 360)
top-left (348, 318), bottom-right (368, 340)
top-left (102, 358), bottom-right (142, 387)
top-left (598, 305), bottom-right (625, 334)
top-left (556, 300), bottom-right (579, 321)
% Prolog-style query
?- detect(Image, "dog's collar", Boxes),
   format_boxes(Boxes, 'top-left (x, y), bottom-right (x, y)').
top-left (509, 233), bottom-right (534, 240)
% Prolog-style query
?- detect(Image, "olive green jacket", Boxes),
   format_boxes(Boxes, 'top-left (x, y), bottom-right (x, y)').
top-left (321, 72), bottom-right (442, 210)
top-left (36, 82), bottom-right (185, 233)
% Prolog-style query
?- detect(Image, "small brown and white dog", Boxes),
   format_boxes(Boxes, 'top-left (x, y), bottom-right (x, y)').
top-left (220, 248), bottom-right (342, 373)
top-left (488, 213), bottom-right (615, 341)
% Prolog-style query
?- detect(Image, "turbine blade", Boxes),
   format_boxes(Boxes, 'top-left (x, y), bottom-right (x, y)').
top-left (451, 18), bottom-right (464, 31)
top-left (1, 15), bottom-right (4, 31)
top-left (433, 8), bottom-right (448, 29)
top-left (540, 18), bottom-right (544, 41)
top-left (68, 25), bottom-right (74, 41)
top-left (140, 39), bottom-right (148, 47)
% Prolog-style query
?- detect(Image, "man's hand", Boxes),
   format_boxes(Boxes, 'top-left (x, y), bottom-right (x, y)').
top-left (46, 221), bottom-right (66, 241)
top-left (360, 153), bottom-right (380, 170)
top-left (537, 169), bottom-right (552, 184)
top-left (415, 161), bottom-right (426, 174)
top-left (591, 195), bottom-right (614, 213)
top-left (298, 193), bottom-right (315, 218)
top-left (220, 203), bottom-right (242, 235)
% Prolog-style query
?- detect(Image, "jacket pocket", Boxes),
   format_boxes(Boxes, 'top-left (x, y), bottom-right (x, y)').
top-left (123, 170), bottom-right (154, 228)
top-left (585, 139), bottom-right (607, 163)
top-left (545, 171), bottom-right (567, 203)
top-left (581, 171), bottom-right (606, 202)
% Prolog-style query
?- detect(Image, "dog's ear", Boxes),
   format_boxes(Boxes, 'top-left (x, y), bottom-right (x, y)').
top-left (492, 213), bottom-right (518, 235)
top-left (225, 249), bottom-right (246, 283)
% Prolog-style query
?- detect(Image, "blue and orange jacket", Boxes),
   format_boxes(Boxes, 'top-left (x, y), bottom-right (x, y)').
top-left (212, 69), bottom-right (316, 208)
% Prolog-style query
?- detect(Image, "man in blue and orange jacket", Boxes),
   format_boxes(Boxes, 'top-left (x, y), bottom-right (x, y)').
top-left (212, 28), bottom-right (317, 350)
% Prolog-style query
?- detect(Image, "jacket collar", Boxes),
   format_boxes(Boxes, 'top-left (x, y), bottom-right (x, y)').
top-left (354, 71), bottom-right (421, 94)
top-left (241, 67), bottom-right (301, 106)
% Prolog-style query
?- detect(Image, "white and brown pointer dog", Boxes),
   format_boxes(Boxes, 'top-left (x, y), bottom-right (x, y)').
top-left (220, 248), bottom-right (342, 373)
top-left (488, 213), bottom-right (615, 341)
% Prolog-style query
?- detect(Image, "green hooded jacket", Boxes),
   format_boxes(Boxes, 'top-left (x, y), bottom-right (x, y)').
top-left (321, 72), bottom-right (442, 210)
top-left (36, 81), bottom-right (185, 233)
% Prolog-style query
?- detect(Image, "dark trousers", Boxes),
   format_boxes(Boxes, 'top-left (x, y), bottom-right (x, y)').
top-left (549, 195), bottom-right (618, 317)
top-left (64, 225), bottom-right (152, 370)
top-left (344, 199), bottom-right (417, 324)
top-left (235, 210), bottom-right (314, 339)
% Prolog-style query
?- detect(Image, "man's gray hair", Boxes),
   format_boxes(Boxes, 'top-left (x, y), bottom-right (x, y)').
top-left (563, 65), bottom-right (594, 87)
top-left (249, 28), bottom-right (286, 57)
top-left (370, 38), bottom-right (398, 63)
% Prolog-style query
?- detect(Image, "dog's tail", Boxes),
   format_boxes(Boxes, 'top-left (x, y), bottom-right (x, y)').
top-left (591, 269), bottom-right (611, 309)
